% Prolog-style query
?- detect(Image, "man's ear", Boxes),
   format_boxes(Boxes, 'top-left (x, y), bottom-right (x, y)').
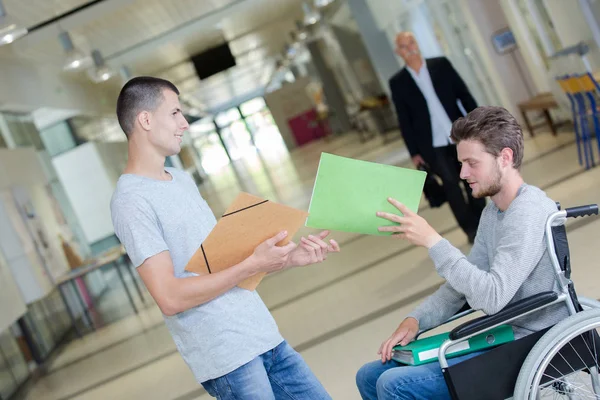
top-left (137, 111), bottom-right (151, 132)
top-left (500, 147), bottom-right (514, 168)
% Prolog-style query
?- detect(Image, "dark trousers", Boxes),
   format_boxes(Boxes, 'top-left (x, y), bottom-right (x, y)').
top-left (431, 145), bottom-right (486, 238)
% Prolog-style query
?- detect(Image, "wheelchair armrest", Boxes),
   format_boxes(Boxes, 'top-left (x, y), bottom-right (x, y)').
top-left (415, 305), bottom-right (476, 340)
top-left (449, 291), bottom-right (558, 340)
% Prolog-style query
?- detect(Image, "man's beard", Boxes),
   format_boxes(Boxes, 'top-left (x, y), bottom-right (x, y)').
top-left (474, 165), bottom-right (502, 198)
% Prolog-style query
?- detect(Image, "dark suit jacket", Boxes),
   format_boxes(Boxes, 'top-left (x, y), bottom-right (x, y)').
top-left (389, 57), bottom-right (477, 165)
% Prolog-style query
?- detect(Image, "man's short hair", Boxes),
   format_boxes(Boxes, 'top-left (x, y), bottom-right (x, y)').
top-left (116, 76), bottom-right (180, 137)
top-left (450, 106), bottom-right (524, 169)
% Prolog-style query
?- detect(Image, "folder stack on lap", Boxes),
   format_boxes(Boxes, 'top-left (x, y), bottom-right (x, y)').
top-left (185, 192), bottom-right (308, 291)
top-left (391, 325), bottom-right (515, 366)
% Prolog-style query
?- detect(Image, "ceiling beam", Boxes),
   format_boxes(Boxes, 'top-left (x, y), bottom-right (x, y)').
top-left (16, 0), bottom-right (136, 47)
top-left (27, 0), bottom-right (106, 32)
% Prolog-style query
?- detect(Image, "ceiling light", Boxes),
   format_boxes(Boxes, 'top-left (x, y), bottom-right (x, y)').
top-left (59, 31), bottom-right (89, 71)
top-left (314, 0), bottom-right (335, 7)
top-left (0, 1), bottom-right (27, 46)
top-left (87, 49), bottom-right (114, 83)
top-left (295, 25), bottom-right (308, 42)
top-left (302, 2), bottom-right (321, 26)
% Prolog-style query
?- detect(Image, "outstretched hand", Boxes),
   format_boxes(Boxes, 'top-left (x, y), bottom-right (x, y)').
top-left (377, 198), bottom-right (442, 249)
top-left (285, 230), bottom-right (340, 268)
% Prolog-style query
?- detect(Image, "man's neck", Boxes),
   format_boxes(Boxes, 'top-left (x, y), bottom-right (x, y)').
top-left (407, 58), bottom-right (424, 74)
top-left (491, 172), bottom-right (525, 211)
top-left (124, 137), bottom-right (171, 181)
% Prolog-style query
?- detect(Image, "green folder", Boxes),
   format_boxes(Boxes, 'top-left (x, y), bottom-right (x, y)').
top-left (306, 153), bottom-right (426, 236)
top-left (391, 325), bottom-right (515, 366)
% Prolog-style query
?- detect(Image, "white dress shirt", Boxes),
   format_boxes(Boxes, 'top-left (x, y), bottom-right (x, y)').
top-left (407, 62), bottom-right (453, 148)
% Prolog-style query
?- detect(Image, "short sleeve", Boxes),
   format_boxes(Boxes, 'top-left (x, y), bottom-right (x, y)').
top-left (111, 194), bottom-right (169, 267)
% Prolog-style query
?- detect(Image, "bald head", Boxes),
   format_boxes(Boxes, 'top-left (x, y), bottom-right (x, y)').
top-left (395, 31), bottom-right (421, 66)
top-left (396, 31), bottom-right (415, 42)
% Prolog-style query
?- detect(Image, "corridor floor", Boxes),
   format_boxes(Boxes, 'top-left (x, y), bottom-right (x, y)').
top-left (18, 128), bottom-right (600, 400)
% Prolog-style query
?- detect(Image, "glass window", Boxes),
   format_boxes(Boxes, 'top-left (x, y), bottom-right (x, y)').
top-left (189, 117), bottom-right (216, 139)
top-left (239, 97), bottom-right (266, 117)
top-left (0, 328), bottom-right (29, 387)
top-left (214, 108), bottom-right (241, 128)
top-left (2, 114), bottom-right (45, 150)
top-left (193, 132), bottom-right (232, 174)
top-left (40, 121), bottom-right (77, 157)
top-left (0, 332), bottom-right (18, 399)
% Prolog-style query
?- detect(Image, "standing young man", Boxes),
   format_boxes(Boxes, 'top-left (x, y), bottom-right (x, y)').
top-left (111, 76), bottom-right (340, 399)
top-left (356, 106), bottom-right (568, 399)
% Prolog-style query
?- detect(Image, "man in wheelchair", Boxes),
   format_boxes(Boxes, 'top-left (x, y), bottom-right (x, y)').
top-left (356, 106), bottom-right (596, 399)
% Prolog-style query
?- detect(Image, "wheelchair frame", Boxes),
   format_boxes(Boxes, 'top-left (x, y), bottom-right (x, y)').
top-left (418, 203), bottom-right (600, 399)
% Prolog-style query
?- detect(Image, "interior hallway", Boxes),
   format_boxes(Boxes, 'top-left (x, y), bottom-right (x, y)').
top-left (15, 127), bottom-right (600, 400)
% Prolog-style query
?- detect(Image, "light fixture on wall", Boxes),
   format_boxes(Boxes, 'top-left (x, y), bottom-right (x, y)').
top-left (87, 49), bottom-right (114, 83)
top-left (59, 31), bottom-right (89, 71)
top-left (0, 0), bottom-right (27, 46)
top-left (302, 2), bottom-right (321, 26)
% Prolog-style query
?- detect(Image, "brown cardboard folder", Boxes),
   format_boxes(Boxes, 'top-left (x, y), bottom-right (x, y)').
top-left (185, 192), bottom-right (309, 291)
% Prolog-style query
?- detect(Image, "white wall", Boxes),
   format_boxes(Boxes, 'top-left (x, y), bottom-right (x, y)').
top-left (52, 142), bottom-right (122, 245)
top-left (0, 244), bottom-right (27, 332)
top-left (500, 0), bottom-right (551, 93)
top-left (264, 76), bottom-right (315, 150)
top-left (0, 189), bottom-right (55, 303)
top-left (458, 0), bottom-right (537, 118)
top-left (0, 148), bottom-right (72, 302)
top-left (0, 148), bottom-right (70, 277)
top-left (0, 148), bottom-right (47, 189)
top-left (543, 0), bottom-right (600, 71)
top-left (94, 142), bottom-right (129, 184)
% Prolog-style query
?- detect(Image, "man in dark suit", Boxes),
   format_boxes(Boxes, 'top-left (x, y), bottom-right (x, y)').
top-left (389, 32), bottom-right (486, 243)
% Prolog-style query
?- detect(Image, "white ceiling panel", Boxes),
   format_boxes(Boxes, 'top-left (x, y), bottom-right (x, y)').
top-left (0, 0), bottom-right (308, 117)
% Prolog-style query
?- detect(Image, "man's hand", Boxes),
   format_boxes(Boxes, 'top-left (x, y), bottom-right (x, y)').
top-left (285, 230), bottom-right (340, 268)
top-left (250, 231), bottom-right (297, 274)
top-left (378, 317), bottom-right (419, 363)
top-left (411, 155), bottom-right (425, 167)
top-left (377, 198), bottom-right (442, 249)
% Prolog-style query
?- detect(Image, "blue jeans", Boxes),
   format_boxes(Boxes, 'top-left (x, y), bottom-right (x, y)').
top-left (201, 340), bottom-right (330, 399)
top-left (356, 352), bottom-right (485, 399)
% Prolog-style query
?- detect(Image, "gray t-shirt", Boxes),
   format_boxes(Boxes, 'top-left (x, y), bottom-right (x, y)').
top-left (110, 167), bottom-right (283, 382)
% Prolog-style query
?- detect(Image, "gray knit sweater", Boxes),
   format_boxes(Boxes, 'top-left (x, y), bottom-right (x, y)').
top-left (408, 184), bottom-right (570, 339)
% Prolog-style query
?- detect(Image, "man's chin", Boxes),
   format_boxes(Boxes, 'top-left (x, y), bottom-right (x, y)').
top-left (166, 146), bottom-right (182, 157)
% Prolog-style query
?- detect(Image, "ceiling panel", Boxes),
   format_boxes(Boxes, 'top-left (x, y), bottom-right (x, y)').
top-left (1, 0), bottom-right (308, 115)
top-left (3, 0), bottom-right (91, 27)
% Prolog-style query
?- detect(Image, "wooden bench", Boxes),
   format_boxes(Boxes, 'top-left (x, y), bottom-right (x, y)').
top-left (517, 92), bottom-right (560, 137)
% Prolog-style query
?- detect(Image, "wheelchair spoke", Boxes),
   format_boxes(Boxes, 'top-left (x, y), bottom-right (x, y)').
top-left (538, 369), bottom-right (600, 399)
top-left (580, 330), bottom-right (599, 370)
top-left (557, 349), bottom-right (579, 376)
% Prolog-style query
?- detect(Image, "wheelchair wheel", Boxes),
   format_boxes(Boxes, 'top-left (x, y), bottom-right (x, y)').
top-left (513, 308), bottom-right (600, 399)
top-left (580, 296), bottom-right (600, 310)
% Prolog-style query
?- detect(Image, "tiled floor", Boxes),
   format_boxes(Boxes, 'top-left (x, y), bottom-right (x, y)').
top-left (17, 127), bottom-right (600, 400)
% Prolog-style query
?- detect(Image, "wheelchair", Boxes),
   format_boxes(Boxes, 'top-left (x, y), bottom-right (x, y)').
top-left (415, 203), bottom-right (600, 399)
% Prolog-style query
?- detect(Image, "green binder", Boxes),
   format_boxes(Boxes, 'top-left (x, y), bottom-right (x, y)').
top-left (391, 325), bottom-right (514, 366)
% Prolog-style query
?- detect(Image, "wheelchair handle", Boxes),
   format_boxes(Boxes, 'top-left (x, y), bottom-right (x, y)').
top-left (565, 204), bottom-right (598, 219)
